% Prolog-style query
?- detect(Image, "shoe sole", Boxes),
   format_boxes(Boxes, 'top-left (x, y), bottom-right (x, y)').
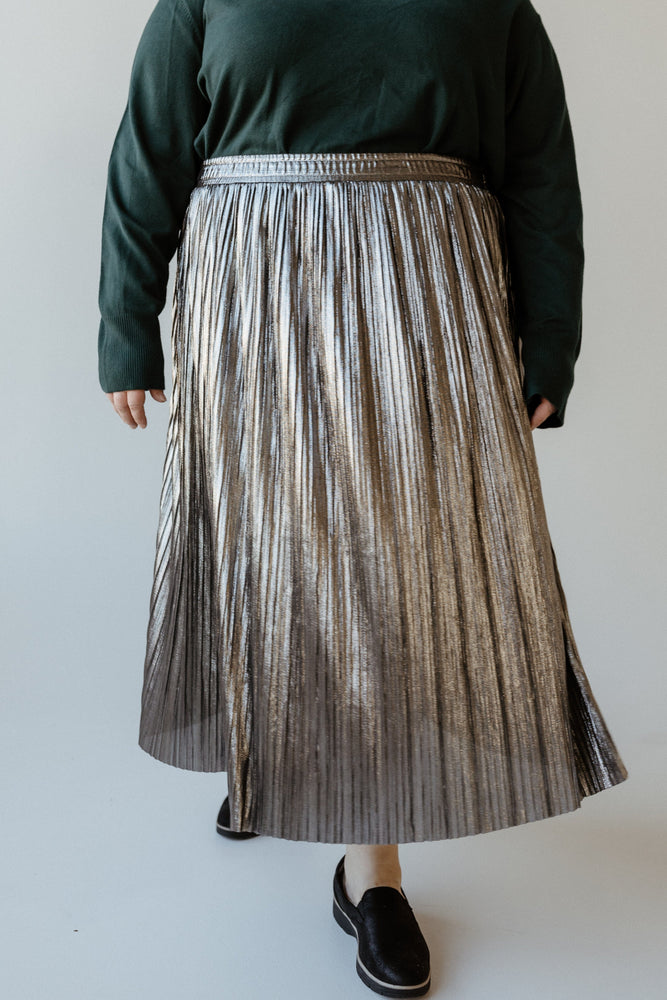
top-left (332, 894), bottom-right (431, 998)
top-left (215, 822), bottom-right (259, 840)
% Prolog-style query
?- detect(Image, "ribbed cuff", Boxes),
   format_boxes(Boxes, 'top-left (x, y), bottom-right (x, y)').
top-left (519, 326), bottom-right (578, 430)
top-left (98, 313), bottom-right (165, 393)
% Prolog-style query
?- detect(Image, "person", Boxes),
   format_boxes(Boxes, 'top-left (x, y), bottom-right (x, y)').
top-left (97, 2), bottom-right (628, 996)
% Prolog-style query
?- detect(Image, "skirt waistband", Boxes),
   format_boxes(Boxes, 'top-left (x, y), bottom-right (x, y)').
top-left (196, 152), bottom-right (487, 188)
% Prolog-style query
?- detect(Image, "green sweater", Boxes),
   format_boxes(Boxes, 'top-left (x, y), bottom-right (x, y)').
top-left (98, 0), bottom-right (584, 428)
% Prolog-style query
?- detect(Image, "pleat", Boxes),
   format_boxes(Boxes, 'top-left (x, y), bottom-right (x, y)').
top-left (138, 153), bottom-right (627, 843)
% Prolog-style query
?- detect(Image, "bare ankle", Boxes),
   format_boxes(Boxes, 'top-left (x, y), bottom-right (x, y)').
top-left (343, 844), bottom-right (402, 906)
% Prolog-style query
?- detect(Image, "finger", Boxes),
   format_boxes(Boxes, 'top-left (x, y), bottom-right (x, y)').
top-left (127, 389), bottom-right (148, 429)
top-left (530, 404), bottom-right (546, 429)
top-left (149, 388), bottom-right (167, 402)
top-left (112, 391), bottom-right (139, 429)
top-left (530, 398), bottom-right (555, 430)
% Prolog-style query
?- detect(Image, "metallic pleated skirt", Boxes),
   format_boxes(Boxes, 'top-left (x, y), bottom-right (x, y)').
top-left (139, 151), bottom-right (628, 843)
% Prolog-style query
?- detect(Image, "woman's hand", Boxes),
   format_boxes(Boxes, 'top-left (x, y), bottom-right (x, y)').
top-left (529, 396), bottom-right (557, 429)
top-left (106, 388), bottom-right (167, 428)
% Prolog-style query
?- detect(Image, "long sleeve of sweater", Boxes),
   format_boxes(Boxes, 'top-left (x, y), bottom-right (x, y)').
top-left (499, 5), bottom-right (585, 428)
top-left (97, 0), bottom-right (208, 393)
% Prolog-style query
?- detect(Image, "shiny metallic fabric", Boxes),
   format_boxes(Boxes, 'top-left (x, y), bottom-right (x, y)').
top-left (139, 151), bottom-right (627, 843)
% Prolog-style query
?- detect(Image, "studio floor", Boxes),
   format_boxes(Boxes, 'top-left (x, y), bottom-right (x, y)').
top-left (1, 685), bottom-right (663, 1000)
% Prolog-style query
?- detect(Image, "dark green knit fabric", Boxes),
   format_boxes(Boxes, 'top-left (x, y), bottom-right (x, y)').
top-left (98, 0), bottom-right (584, 428)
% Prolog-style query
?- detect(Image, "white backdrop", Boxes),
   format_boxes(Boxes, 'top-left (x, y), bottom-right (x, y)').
top-left (1, 2), bottom-right (665, 998)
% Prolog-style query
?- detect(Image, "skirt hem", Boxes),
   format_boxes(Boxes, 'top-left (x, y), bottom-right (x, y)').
top-left (136, 733), bottom-right (628, 844)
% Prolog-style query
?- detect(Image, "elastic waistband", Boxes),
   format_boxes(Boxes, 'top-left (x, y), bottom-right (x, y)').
top-left (196, 152), bottom-right (487, 187)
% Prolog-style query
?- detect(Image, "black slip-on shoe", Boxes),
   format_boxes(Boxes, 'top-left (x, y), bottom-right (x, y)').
top-left (215, 796), bottom-right (259, 839)
top-left (332, 854), bottom-right (431, 998)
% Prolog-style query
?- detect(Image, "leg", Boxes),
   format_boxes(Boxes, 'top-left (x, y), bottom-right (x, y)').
top-left (343, 843), bottom-right (402, 906)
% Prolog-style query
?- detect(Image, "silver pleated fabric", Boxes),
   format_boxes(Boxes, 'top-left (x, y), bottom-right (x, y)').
top-left (139, 151), bottom-right (628, 843)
